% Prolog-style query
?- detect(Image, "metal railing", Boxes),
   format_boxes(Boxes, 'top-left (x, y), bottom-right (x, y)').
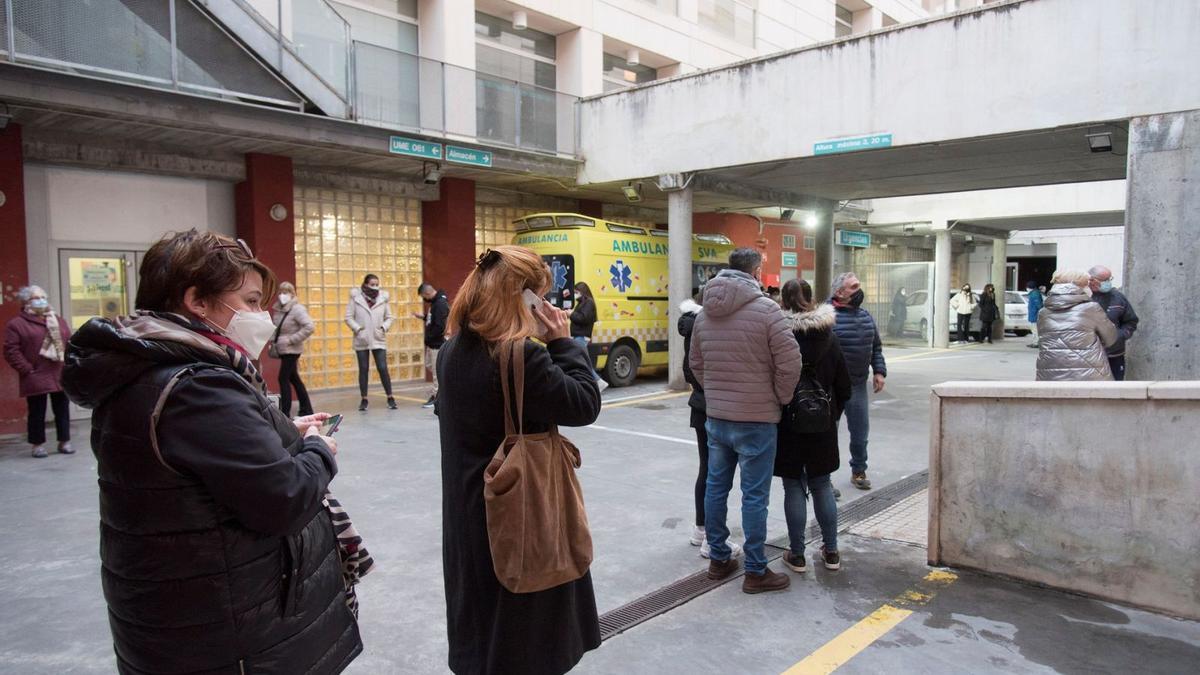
top-left (353, 42), bottom-right (579, 157)
top-left (1, 0), bottom-right (304, 109)
top-left (226, 0), bottom-right (351, 99)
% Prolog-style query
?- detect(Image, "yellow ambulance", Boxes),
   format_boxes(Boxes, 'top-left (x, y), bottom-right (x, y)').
top-left (512, 213), bottom-right (734, 387)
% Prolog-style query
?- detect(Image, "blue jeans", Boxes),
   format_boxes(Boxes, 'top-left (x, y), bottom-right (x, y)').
top-left (845, 380), bottom-right (870, 474)
top-left (782, 471), bottom-right (838, 555)
top-left (572, 336), bottom-right (603, 380)
top-left (704, 419), bottom-right (777, 574)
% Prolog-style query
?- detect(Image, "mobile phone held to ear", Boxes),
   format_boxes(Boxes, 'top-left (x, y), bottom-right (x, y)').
top-left (320, 414), bottom-right (343, 436)
top-left (522, 289), bottom-right (544, 312)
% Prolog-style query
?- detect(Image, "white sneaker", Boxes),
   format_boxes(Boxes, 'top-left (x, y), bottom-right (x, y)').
top-left (700, 539), bottom-right (743, 560)
top-left (597, 378), bottom-right (609, 393)
top-left (690, 526), bottom-right (705, 546)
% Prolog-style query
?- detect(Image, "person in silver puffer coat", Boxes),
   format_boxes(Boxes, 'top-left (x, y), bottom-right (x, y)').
top-left (1036, 270), bottom-right (1119, 381)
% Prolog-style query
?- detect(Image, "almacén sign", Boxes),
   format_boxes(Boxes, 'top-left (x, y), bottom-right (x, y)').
top-left (446, 145), bottom-right (493, 167)
top-left (814, 133), bottom-right (893, 156)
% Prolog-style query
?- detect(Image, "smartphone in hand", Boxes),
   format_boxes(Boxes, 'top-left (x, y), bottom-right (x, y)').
top-left (320, 414), bottom-right (344, 436)
top-left (522, 289), bottom-right (544, 312)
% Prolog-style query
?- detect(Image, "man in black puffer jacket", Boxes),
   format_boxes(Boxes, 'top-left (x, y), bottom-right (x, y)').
top-left (62, 229), bottom-right (361, 674)
top-left (829, 273), bottom-right (887, 491)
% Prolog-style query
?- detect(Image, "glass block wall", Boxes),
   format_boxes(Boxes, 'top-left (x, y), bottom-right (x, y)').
top-left (293, 187), bottom-right (426, 389)
top-left (475, 204), bottom-right (539, 255)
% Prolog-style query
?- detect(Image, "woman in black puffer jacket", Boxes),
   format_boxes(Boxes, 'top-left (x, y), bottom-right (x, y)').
top-left (775, 279), bottom-right (852, 574)
top-left (63, 230), bottom-right (362, 674)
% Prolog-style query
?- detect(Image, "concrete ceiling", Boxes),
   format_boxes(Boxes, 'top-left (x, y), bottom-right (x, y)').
top-left (699, 124), bottom-right (1130, 202)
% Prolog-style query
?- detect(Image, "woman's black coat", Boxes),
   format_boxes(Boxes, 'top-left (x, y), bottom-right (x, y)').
top-left (979, 292), bottom-right (1001, 323)
top-left (677, 299), bottom-right (706, 429)
top-left (436, 330), bottom-right (602, 675)
top-left (775, 305), bottom-right (853, 480)
top-left (569, 296), bottom-right (597, 338)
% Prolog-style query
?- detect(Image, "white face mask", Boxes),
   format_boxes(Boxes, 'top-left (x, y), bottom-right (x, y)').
top-left (279, 293), bottom-right (293, 305)
top-left (574, 292), bottom-right (582, 301)
top-left (210, 301), bottom-right (276, 356)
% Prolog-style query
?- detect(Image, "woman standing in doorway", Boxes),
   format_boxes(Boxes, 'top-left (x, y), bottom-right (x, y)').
top-left (345, 274), bottom-right (397, 411)
top-left (272, 281), bottom-right (315, 417)
top-left (978, 284), bottom-right (1000, 344)
top-left (4, 285), bottom-right (73, 458)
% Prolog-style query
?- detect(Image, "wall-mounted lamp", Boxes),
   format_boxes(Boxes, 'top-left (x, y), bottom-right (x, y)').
top-left (269, 203), bottom-right (288, 222)
top-left (780, 208), bottom-right (795, 222)
top-left (423, 162), bottom-right (442, 185)
top-left (626, 49), bottom-right (640, 67)
top-left (512, 11), bottom-right (528, 30)
top-left (1086, 131), bottom-right (1113, 153)
top-left (622, 182), bottom-right (643, 203)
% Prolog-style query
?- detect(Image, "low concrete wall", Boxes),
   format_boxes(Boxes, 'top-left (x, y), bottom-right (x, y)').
top-left (928, 381), bottom-right (1200, 620)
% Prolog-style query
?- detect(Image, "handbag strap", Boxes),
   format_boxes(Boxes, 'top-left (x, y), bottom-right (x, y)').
top-left (272, 308), bottom-right (292, 345)
top-left (498, 340), bottom-right (526, 437)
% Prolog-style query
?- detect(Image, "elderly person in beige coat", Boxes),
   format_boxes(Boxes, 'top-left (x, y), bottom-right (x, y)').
top-left (346, 274), bottom-right (397, 411)
top-left (272, 282), bottom-right (315, 417)
top-left (1036, 270), bottom-right (1118, 381)
top-left (689, 248), bottom-right (802, 595)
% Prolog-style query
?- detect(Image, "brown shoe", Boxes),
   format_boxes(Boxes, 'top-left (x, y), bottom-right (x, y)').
top-left (742, 566), bottom-right (791, 594)
top-left (707, 557), bottom-right (740, 581)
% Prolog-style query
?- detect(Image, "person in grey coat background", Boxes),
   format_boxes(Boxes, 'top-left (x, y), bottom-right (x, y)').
top-left (1037, 270), bottom-right (1118, 381)
top-left (272, 281), bottom-right (316, 417)
top-left (690, 248), bottom-right (802, 595)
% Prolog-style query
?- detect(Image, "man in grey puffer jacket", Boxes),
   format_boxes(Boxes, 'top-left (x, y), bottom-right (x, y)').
top-left (690, 248), bottom-right (802, 594)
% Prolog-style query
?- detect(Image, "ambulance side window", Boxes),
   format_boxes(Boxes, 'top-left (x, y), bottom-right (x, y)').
top-left (542, 254), bottom-right (575, 309)
top-left (693, 263), bottom-right (727, 293)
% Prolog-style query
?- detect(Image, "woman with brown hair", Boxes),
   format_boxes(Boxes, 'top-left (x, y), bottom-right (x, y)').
top-left (62, 230), bottom-right (362, 674)
top-left (437, 246), bottom-right (602, 675)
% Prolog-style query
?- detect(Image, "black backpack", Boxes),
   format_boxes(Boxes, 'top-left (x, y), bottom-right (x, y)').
top-left (782, 345), bottom-right (832, 435)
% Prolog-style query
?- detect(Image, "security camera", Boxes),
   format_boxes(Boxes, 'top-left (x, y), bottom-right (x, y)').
top-left (423, 162), bottom-right (442, 185)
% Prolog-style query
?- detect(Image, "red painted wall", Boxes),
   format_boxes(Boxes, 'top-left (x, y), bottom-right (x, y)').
top-left (421, 177), bottom-right (476, 301)
top-left (693, 213), bottom-right (814, 287)
top-left (235, 153), bottom-right (295, 390)
top-left (0, 125), bottom-right (30, 434)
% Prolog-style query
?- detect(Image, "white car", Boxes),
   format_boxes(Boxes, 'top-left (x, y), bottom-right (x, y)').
top-left (900, 290), bottom-right (1032, 339)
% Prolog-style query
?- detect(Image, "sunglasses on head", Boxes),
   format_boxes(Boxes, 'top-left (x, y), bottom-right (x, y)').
top-left (213, 238), bottom-right (255, 260)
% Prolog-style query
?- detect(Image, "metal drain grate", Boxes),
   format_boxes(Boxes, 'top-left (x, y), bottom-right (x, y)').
top-left (599, 470), bottom-right (929, 640)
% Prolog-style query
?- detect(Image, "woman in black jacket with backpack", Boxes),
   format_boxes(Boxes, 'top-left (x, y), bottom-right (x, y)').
top-left (775, 279), bottom-right (852, 573)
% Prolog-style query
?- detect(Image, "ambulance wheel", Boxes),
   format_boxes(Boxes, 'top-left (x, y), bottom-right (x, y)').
top-left (605, 344), bottom-right (640, 388)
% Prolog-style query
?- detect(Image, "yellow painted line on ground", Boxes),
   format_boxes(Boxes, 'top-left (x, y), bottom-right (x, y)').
top-left (603, 391), bottom-right (690, 408)
top-left (782, 570), bottom-right (959, 675)
top-left (393, 395), bottom-right (428, 404)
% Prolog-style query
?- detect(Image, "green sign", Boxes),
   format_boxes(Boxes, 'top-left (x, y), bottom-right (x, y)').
top-left (814, 133), bottom-right (893, 156)
top-left (836, 229), bottom-right (872, 248)
top-left (782, 252), bottom-right (798, 267)
top-left (389, 135), bottom-right (442, 160)
top-left (446, 145), bottom-right (493, 167)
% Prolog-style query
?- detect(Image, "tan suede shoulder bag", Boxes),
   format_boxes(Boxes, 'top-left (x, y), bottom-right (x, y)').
top-left (483, 340), bottom-right (593, 594)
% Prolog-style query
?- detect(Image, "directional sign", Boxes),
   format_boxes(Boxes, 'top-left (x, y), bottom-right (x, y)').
top-left (389, 135), bottom-right (442, 160)
top-left (814, 133), bottom-right (893, 156)
top-left (836, 229), bottom-right (872, 248)
top-left (446, 145), bottom-right (494, 167)
top-left (782, 252), bottom-right (799, 267)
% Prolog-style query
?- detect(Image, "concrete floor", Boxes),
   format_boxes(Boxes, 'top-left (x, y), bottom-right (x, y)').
top-left (1, 339), bottom-right (1196, 673)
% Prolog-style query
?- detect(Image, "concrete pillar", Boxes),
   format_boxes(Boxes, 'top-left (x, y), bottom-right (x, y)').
top-left (418, 0), bottom-right (476, 136)
top-left (1125, 110), bottom-right (1200, 381)
top-left (0, 123), bottom-right (30, 434)
top-left (934, 225), bottom-right (952, 349)
top-left (556, 28), bottom-right (604, 98)
top-left (991, 235), bottom-right (1008, 339)
top-left (813, 202), bottom-right (835, 301)
top-left (667, 185), bottom-right (693, 391)
top-left (235, 153), bottom-right (295, 389)
top-left (421, 177), bottom-right (476, 300)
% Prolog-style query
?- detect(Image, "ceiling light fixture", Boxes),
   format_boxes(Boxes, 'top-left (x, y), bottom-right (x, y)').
top-left (805, 214), bottom-right (819, 230)
top-left (512, 11), bottom-right (528, 30)
top-left (622, 182), bottom-right (643, 203)
top-left (626, 49), bottom-right (640, 67)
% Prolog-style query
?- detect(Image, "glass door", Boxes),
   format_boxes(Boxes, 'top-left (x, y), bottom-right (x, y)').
top-left (58, 250), bottom-right (138, 330)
